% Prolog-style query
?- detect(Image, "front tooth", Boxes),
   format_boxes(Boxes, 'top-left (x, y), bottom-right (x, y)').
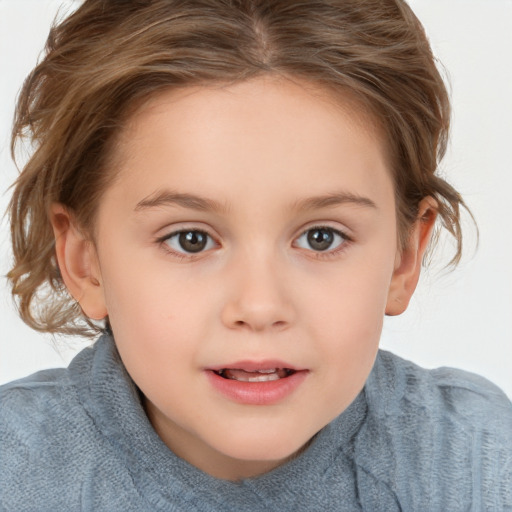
top-left (247, 373), bottom-right (280, 382)
top-left (256, 369), bottom-right (278, 374)
top-left (222, 369), bottom-right (282, 382)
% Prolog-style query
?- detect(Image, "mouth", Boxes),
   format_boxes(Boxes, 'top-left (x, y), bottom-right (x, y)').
top-left (205, 363), bottom-right (308, 405)
top-left (213, 368), bottom-right (297, 383)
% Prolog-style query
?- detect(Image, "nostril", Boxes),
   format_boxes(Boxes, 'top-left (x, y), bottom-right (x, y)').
top-left (231, 319), bottom-right (288, 330)
top-left (221, 300), bottom-right (294, 332)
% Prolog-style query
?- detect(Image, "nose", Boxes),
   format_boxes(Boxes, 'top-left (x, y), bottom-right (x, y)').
top-left (220, 252), bottom-right (295, 333)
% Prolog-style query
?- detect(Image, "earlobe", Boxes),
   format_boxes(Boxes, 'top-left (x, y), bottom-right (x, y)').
top-left (50, 204), bottom-right (107, 320)
top-left (385, 197), bottom-right (438, 316)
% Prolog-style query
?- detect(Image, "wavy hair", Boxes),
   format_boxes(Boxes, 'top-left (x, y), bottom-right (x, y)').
top-left (8, 0), bottom-right (469, 336)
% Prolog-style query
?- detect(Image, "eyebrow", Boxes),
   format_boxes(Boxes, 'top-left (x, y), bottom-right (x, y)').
top-left (292, 191), bottom-right (377, 211)
top-left (135, 190), bottom-right (229, 214)
top-left (134, 189), bottom-right (377, 214)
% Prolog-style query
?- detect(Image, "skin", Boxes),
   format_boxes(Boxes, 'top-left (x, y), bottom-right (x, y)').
top-left (51, 76), bottom-right (436, 481)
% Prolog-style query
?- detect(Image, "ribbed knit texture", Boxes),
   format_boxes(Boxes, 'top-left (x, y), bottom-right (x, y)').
top-left (1, 334), bottom-right (511, 511)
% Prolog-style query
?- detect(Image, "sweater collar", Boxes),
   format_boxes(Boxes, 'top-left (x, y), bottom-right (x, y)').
top-left (72, 333), bottom-right (368, 509)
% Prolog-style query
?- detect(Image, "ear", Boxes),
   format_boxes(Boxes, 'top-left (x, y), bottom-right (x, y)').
top-left (386, 197), bottom-right (437, 316)
top-left (50, 204), bottom-right (108, 320)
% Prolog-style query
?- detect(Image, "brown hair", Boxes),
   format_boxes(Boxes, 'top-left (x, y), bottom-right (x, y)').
top-left (8, 0), bottom-right (468, 337)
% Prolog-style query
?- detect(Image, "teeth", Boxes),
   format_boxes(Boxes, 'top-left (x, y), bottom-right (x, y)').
top-left (219, 368), bottom-right (291, 382)
top-left (246, 373), bottom-right (280, 382)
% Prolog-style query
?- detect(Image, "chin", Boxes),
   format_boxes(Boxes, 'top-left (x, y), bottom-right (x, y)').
top-left (213, 429), bottom-right (311, 464)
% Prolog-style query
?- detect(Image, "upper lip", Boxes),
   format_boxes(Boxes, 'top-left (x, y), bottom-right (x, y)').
top-left (205, 360), bottom-right (304, 372)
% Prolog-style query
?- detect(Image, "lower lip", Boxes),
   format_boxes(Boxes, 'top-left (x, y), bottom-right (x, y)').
top-left (205, 370), bottom-right (308, 405)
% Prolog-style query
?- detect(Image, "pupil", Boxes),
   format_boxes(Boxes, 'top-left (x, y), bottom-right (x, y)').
top-left (307, 229), bottom-right (333, 251)
top-left (179, 231), bottom-right (207, 253)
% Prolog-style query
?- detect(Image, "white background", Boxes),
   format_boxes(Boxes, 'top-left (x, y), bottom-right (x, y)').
top-left (1, 0), bottom-right (511, 397)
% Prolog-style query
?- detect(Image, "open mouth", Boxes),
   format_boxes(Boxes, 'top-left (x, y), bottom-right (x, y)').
top-left (213, 368), bottom-right (297, 383)
top-left (206, 365), bottom-right (308, 404)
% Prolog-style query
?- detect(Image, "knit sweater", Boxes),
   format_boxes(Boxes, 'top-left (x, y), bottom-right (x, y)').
top-left (1, 334), bottom-right (511, 511)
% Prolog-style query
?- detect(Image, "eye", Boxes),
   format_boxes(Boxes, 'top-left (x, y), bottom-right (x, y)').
top-left (295, 226), bottom-right (347, 252)
top-left (162, 230), bottom-right (216, 254)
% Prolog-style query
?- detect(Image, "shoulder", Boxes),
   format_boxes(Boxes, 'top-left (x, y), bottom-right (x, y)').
top-left (0, 343), bottom-right (98, 436)
top-left (0, 367), bottom-right (71, 439)
top-left (0, 340), bottom-right (106, 448)
top-left (0, 346), bottom-right (105, 509)
top-left (355, 350), bottom-right (512, 510)
top-left (370, 349), bottom-right (512, 430)
top-left (0, 360), bottom-right (96, 461)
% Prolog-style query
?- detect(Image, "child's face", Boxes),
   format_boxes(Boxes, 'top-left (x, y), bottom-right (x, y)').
top-left (58, 76), bottom-right (428, 480)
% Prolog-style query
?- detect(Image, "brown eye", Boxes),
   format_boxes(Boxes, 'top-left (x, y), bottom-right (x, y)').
top-left (307, 228), bottom-right (334, 251)
top-left (295, 226), bottom-right (346, 252)
top-left (164, 230), bottom-right (214, 254)
top-left (179, 231), bottom-right (207, 252)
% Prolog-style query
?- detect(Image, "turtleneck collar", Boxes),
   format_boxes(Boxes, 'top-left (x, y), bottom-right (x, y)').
top-left (70, 333), bottom-right (368, 510)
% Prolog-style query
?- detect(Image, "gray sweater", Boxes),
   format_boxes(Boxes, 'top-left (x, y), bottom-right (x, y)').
top-left (1, 334), bottom-right (511, 511)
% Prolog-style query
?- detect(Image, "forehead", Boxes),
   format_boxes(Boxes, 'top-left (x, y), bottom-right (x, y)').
top-left (116, 76), bottom-right (385, 157)
top-left (103, 76), bottom-right (393, 214)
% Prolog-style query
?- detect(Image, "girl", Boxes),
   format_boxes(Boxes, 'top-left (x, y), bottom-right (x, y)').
top-left (1, 1), bottom-right (511, 510)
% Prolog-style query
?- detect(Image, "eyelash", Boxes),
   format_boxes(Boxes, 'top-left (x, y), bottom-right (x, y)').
top-left (156, 225), bottom-right (352, 261)
top-left (295, 225), bottom-right (351, 260)
top-left (156, 229), bottom-right (216, 260)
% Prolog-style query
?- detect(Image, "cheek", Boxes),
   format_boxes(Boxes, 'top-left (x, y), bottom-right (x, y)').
top-left (99, 246), bottom-right (216, 374)
top-left (98, 231), bottom-right (178, 322)
top-left (300, 247), bottom-right (395, 382)
top-left (302, 248), bottom-right (394, 331)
